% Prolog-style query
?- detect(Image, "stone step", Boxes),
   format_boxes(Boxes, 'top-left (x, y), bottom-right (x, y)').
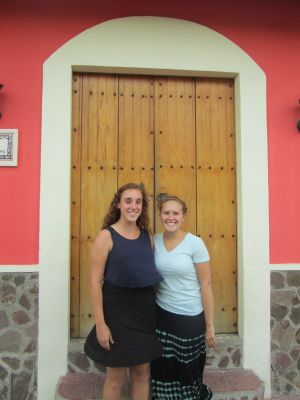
top-left (56, 368), bottom-right (264, 400)
top-left (204, 368), bottom-right (264, 400)
top-left (68, 334), bottom-right (243, 374)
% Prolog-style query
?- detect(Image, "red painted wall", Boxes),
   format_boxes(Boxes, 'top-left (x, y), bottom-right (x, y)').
top-left (1, 0), bottom-right (300, 264)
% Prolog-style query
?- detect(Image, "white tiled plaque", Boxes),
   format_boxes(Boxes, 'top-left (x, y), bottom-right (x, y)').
top-left (0, 129), bottom-right (18, 166)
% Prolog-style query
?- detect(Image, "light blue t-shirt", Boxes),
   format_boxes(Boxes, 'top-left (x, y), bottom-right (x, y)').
top-left (154, 232), bottom-right (210, 316)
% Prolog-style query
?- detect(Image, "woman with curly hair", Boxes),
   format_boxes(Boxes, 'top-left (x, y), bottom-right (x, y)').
top-left (151, 193), bottom-right (216, 400)
top-left (84, 183), bottom-right (162, 400)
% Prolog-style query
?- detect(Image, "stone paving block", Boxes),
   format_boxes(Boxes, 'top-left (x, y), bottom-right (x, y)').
top-left (56, 373), bottom-right (130, 400)
top-left (204, 368), bottom-right (263, 393)
top-left (226, 369), bottom-right (263, 391)
top-left (204, 369), bottom-right (231, 392)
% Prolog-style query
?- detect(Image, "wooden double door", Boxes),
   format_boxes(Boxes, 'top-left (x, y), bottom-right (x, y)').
top-left (71, 73), bottom-right (237, 338)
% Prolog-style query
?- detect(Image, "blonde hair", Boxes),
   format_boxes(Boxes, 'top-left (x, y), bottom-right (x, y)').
top-left (156, 193), bottom-right (187, 215)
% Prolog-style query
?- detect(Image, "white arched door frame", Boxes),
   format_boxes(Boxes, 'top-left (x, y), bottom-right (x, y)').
top-left (39, 17), bottom-right (270, 399)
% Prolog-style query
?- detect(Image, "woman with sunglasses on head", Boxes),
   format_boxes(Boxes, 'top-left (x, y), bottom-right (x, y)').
top-left (151, 193), bottom-right (216, 400)
top-left (84, 183), bottom-right (163, 400)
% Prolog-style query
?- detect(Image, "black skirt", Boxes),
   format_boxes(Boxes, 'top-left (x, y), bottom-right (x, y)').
top-left (84, 281), bottom-right (163, 367)
top-left (151, 305), bottom-right (213, 400)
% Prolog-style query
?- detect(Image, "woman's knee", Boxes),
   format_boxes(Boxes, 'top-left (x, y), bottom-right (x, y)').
top-left (105, 367), bottom-right (127, 389)
top-left (130, 364), bottom-right (150, 383)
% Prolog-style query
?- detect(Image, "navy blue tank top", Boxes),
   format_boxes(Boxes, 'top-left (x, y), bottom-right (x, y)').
top-left (104, 226), bottom-right (163, 288)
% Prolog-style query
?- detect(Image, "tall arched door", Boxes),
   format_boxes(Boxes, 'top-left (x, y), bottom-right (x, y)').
top-left (71, 73), bottom-right (237, 338)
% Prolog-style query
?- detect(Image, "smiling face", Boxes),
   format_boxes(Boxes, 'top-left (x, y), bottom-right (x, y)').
top-left (118, 188), bottom-right (143, 224)
top-left (160, 200), bottom-right (185, 233)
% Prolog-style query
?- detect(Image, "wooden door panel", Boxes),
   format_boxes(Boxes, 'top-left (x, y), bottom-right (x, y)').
top-left (154, 77), bottom-right (196, 234)
top-left (71, 73), bottom-right (237, 336)
top-left (198, 171), bottom-right (237, 332)
top-left (118, 76), bottom-right (155, 228)
top-left (198, 172), bottom-right (236, 234)
top-left (196, 78), bottom-right (237, 332)
top-left (203, 236), bottom-right (237, 330)
top-left (79, 74), bottom-right (118, 337)
top-left (196, 78), bottom-right (235, 168)
top-left (70, 73), bottom-right (83, 337)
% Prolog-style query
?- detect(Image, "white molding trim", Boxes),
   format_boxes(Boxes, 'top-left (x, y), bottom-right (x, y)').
top-left (270, 264), bottom-right (300, 271)
top-left (39, 17), bottom-right (270, 399)
top-left (0, 265), bottom-right (39, 272)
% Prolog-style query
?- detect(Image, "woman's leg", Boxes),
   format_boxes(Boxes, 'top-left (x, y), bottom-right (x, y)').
top-left (102, 367), bottom-right (127, 400)
top-left (129, 363), bottom-right (150, 400)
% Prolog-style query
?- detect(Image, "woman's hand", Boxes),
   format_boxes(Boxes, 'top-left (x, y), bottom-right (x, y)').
top-left (96, 323), bottom-right (114, 351)
top-left (205, 325), bottom-right (216, 348)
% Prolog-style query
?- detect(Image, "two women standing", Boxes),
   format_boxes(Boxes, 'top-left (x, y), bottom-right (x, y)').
top-left (84, 183), bottom-right (216, 400)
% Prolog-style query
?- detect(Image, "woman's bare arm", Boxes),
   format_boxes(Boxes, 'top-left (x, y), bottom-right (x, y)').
top-left (90, 229), bottom-right (114, 350)
top-left (195, 261), bottom-right (217, 348)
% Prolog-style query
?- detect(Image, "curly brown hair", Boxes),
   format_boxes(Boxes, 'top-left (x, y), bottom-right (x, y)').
top-left (102, 183), bottom-right (150, 232)
top-left (156, 193), bottom-right (188, 215)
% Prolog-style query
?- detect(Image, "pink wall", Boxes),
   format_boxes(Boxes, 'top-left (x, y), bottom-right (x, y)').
top-left (1, 0), bottom-right (300, 264)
